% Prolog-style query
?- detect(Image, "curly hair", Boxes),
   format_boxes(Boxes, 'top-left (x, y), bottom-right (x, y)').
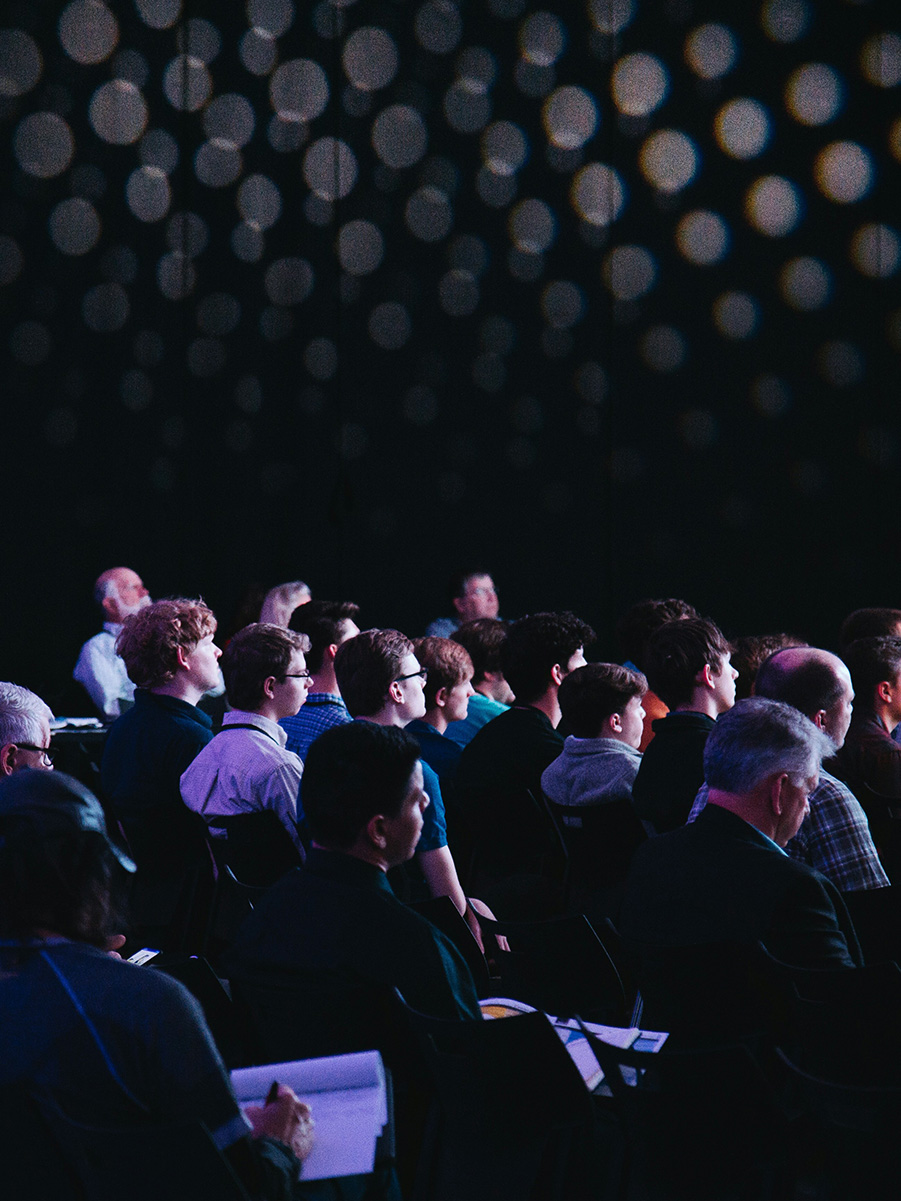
top-left (116, 598), bottom-right (217, 690)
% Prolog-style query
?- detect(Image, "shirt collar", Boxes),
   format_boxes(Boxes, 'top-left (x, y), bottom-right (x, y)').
top-left (102, 621), bottom-right (123, 636)
top-left (222, 710), bottom-right (287, 747)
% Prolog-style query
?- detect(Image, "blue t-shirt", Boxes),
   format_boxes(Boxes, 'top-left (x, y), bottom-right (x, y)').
top-left (418, 759), bottom-right (447, 852)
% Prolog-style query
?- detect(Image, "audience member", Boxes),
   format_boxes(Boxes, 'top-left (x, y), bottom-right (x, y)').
top-left (833, 636), bottom-right (901, 799)
top-left (101, 598), bottom-right (221, 822)
top-left (180, 623), bottom-right (311, 856)
top-left (838, 607), bottom-right (901, 653)
top-left (621, 698), bottom-right (862, 977)
top-left (0, 682), bottom-right (55, 776)
top-left (426, 569), bottom-right (499, 638)
top-left (729, 632), bottom-right (808, 701)
top-left (444, 618), bottom-right (514, 748)
top-left (73, 567), bottom-right (150, 719)
top-left (279, 601), bottom-right (359, 759)
top-left (631, 617), bottom-right (736, 834)
top-left (0, 769), bottom-right (313, 1195)
top-left (616, 597), bottom-right (699, 750)
top-left (691, 646), bottom-right (889, 893)
top-left (259, 580), bottom-right (311, 626)
top-left (407, 637), bottom-right (475, 786)
top-left (541, 663), bottom-right (647, 809)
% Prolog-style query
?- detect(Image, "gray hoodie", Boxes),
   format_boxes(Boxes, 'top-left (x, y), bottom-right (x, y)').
top-left (541, 736), bottom-right (642, 807)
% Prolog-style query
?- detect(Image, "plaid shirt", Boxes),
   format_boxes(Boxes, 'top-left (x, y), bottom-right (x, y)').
top-left (687, 769), bottom-right (889, 892)
top-left (279, 693), bottom-right (351, 760)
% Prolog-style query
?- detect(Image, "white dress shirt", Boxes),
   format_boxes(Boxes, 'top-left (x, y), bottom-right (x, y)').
top-left (73, 623), bottom-right (134, 719)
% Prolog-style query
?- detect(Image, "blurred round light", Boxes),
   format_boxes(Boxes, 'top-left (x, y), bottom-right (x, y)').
top-left (482, 121), bottom-right (528, 175)
top-left (588, 0), bottom-right (634, 34)
top-left (744, 175), bottom-right (802, 236)
top-left (509, 198), bottom-right (555, 253)
top-left (817, 341), bottom-right (863, 387)
top-left (114, 49), bottom-right (149, 87)
top-left (180, 19), bottom-right (220, 64)
top-left (0, 236), bottom-right (23, 285)
top-left (639, 130), bottom-right (698, 193)
top-left (459, 46), bottom-right (497, 87)
top-left (126, 165), bottom-right (171, 221)
top-left (248, 0), bottom-right (294, 36)
top-left (265, 257), bottom-right (314, 305)
top-left (761, 0), bottom-right (809, 44)
top-left (372, 105), bottom-right (427, 168)
top-left (83, 282), bottom-right (129, 332)
top-left (891, 118), bottom-right (901, 163)
top-left (304, 337), bottom-right (338, 380)
top-left (779, 256), bottom-right (831, 310)
top-left (439, 270), bottom-right (479, 316)
top-left (195, 140), bottom-right (242, 187)
top-left (675, 210), bottom-right (730, 265)
top-left (240, 28), bottom-right (276, 75)
top-left (751, 375), bottom-right (791, 417)
top-left (90, 80), bottom-right (148, 144)
top-left (271, 59), bottom-right (329, 122)
top-left (603, 245), bottom-right (656, 301)
top-left (611, 53), bottom-right (669, 117)
top-left (49, 198), bottom-right (100, 255)
top-left (157, 252), bottom-right (196, 299)
top-left (163, 55), bottom-right (211, 111)
top-left (850, 224), bottom-right (900, 278)
top-left (860, 33), bottom-right (901, 88)
top-left (543, 86), bottom-right (597, 149)
top-left (338, 219), bottom-right (384, 274)
top-left (369, 301), bottom-right (411, 349)
top-left (640, 325), bottom-right (686, 372)
top-left (520, 11), bottom-right (565, 66)
top-left (0, 30), bottom-right (42, 96)
top-left (712, 291), bottom-right (758, 338)
top-left (684, 24), bottom-right (737, 80)
top-left (785, 63), bottom-right (843, 125)
top-left (135, 0), bottom-right (181, 28)
top-left (303, 137), bottom-right (357, 198)
top-left (140, 128), bottom-right (178, 171)
top-left (405, 187), bottom-right (453, 242)
top-left (542, 280), bottom-right (584, 328)
top-left (167, 211), bottom-right (208, 257)
top-left (571, 163), bottom-right (626, 226)
top-left (444, 81), bottom-right (491, 134)
top-left (14, 112), bottom-right (74, 178)
top-left (714, 98), bottom-right (770, 159)
top-left (238, 175), bottom-right (281, 230)
top-left (59, 1), bottom-right (118, 64)
top-left (204, 93), bottom-right (255, 148)
top-left (231, 223), bottom-right (264, 263)
top-left (343, 26), bottom-right (398, 90)
top-left (414, 1), bottom-right (463, 55)
top-left (814, 141), bottom-right (873, 204)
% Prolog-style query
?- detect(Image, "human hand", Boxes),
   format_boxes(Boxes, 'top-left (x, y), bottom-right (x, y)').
top-left (105, 934), bottom-right (127, 959)
top-left (246, 1085), bottom-right (315, 1162)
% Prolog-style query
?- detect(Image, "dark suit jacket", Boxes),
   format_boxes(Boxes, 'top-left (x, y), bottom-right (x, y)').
top-left (831, 710), bottom-right (901, 800)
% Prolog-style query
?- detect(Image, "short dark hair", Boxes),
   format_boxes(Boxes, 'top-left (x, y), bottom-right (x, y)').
top-left (451, 619), bottom-right (508, 684)
top-left (289, 600), bottom-right (360, 673)
top-left (334, 629), bottom-right (413, 718)
top-left (616, 598), bottom-right (699, 671)
top-left (646, 618), bottom-right (731, 709)
top-left (730, 633), bottom-right (808, 701)
top-left (754, 648), bottom-right (846, 717)
top-left (558, 663), bottom-right (647, 738)
top-left (221, 623), bottom-right (310, 711)
top-left (501, 612), bottom-right (596, 704)
top-left (447, 568), bottom-right (491, 603)
top-left (303, 722), bottom-right (421, 849)
top-left (413, 638), bottom-right (474, 708)
top-left (839, 608), bottom-right (901, 651)
top-left (844, 637), bottom-right (901, 701)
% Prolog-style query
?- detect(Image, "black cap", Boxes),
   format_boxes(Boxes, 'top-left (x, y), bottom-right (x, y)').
top-left (0, 769), bottom-right (136, 872)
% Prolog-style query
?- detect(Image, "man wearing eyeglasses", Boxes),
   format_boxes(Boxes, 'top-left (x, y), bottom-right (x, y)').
top-left (180, 623), bottom-right (312, 857)
top-left (0, 682), bottom-right (55, 775)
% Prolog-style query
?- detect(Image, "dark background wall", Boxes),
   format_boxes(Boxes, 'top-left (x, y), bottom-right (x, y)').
top-left (1, 0), bottom-right (899, 705)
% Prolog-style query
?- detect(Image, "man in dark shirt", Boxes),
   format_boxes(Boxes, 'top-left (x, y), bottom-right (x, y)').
top-left (833, 636), bottom-right (901, 800)
top-left (631, 617), bottom-right (737, 834)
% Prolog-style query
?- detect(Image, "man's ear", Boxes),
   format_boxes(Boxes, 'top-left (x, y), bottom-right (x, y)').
top-left (698, 663), bottom-right (716, 690)
top-left (608, 712), bottom-right (624, 734)
top-left (434, 685), bottom-right (449, 710)
top-left (769, 773), bottom-right (789, 816)
top-left (262, 674), bottom-right (278, 700)
top-left (877, 679), bottom-right (893, 705)
top-left (0, 743), bottom-right (16, 776)
top-left (175, 644), bottom-right (191, 671)
top-left (326, 643), bottom-right (339, 663)
top-left (365, 813), bottom-right (388, 850)
top-left (451, 596), bottom-right (465, 618)
top-left (101, 596), bottom-right (119, 621)
top-left (550, 662), bottom-right (565, 687)
top-left (388, 680), bottom-right (404, 704)
top-left (811, 709), bottom-right (828, 731)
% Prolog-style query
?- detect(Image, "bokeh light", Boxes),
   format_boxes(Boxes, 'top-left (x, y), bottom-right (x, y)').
top-left (814, 141), bottom-right (873, 204)
top-left (304, 137), bottom-right (357, 198)
top-left (343, 27), bottom-right (398, 91)
top-left (270, 59), bottom-right (329, 122)
top-left (519, 11), bottom-right (565, 66)
top-left (761, 0), bottom-right (809, 44)
top-left (238, 175), bottom-right (282, 231)
top-left (90, 80), bottom-right (148, 145)
top-left (509, 199), bottom-right (556, 253)
top-left (639, 130), bottom-right (699, 193)
top-left (603, 245), bottom-right (656, 301)
top-left (676, 210), bottom-right (730, 265)
top-left (850, 224), bottom-right (900, 278)
top-left (204, 94), bottom-right (255, 148)
top-left (587, 0), bottom-right (634, 35)
top-left (640, 325), bottom-right (686, 372)
top-left (265, 257), bottom-right (314, 306)
top-left (163, 55), bottom-right (211, 111)
top-left (83, 283), bottom-right (130, 332)
top-left (59, 1), bottom-right (118, 65)
top-left (482, 121), bottom-right (529, 174)
top-left (785, 63), bottom-right (843, 126)
top-left (14, 112), bottom-right (74, 178)
top-left (195, 141), bottom-right (243, 188)
top-left (779, 256), bottom-right (831, 310)
top-left (744, 176), bottom-right (802, 236)
top-left (50, 199), bottom-right (100, 257)
top-left (817, 340), bottom-right (864, 388)
top-left (542, 280), bottom-right (584, 328)
top-left (369, 301), bottom-right (411, 349)
top-left (714, 99), bottom-right (770, 159)
top-left (860, 34), bottom-right (901, 89)
top-left (372, 105), bottom-right (427, 168)
top-left (684, 24), bottom-right (737, 80)
top-left (543, 87), bottom-right (597, 149)
top-left (611, 53), bottom-right (669, 117)
top-left (712, 291), bottom-right (759, 338)
top-left (0, 30), bottom-right (42, 96)
top-left (570, 164), bottom-right (626, 226)
top-left (126, 165), bottom-right (171, 221)
top-left (135, 0), bottom-right (181, 30)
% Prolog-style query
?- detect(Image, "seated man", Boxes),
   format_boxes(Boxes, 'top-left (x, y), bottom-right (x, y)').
top-left (425, 569), bottom-right (499, 639)
top-left (838, 607), bottom-right (901, 653)
top-left (180, 623), bottom-right (311, 857)
top-left (0, 682), bottom-right (55, 776)
top-left (73, 567), bottom-right (150, 719)
top-left (621, 698), bottom-right (862, 1031)
top-left (631, 617), bottom-right (737, 834)
top-left (541, 663), bottom-right (646, 809)
top-left (228, 721), bottom-right (482, 1042)
top-left (279, 600), bottom-right (360, 760)
top-left (616, 597), bottom-right (698, 751)
top-left (407, 637), bottom-right (475, 786)
top-left (444, 619), bottom-right (515, 749)
top-left (258, 579), bottom-right (311, 625)
top-left (101, 598), bottom-right (221, 823)
top-left (833, 636), bottom-right (901, 799)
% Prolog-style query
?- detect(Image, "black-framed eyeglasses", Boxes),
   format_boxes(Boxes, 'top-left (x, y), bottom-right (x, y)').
top-left (281, 671), bottom-right (313, 681)
top-left (395, 668), bottom-right (428, 683)
top-left (15, 743), bottom-right (55, 765)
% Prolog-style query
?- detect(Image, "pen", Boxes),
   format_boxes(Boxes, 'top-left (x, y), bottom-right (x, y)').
top-left (266, 1080), bottom-right (280, 1105)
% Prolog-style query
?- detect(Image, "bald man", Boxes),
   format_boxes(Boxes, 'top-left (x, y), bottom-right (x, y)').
top-left (690, 645), bottom-right (888, 893)
top-left (74, 567), bottom-right (150, 719)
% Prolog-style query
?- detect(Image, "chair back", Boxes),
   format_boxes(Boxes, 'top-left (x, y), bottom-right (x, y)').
top-left (209, 810), bottom-right (303, 887)
top-left (408, 895), bottom-right (492, 995)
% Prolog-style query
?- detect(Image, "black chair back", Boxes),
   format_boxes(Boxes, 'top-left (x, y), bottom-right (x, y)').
top-left (209, 810), bottom-right (303, 887)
